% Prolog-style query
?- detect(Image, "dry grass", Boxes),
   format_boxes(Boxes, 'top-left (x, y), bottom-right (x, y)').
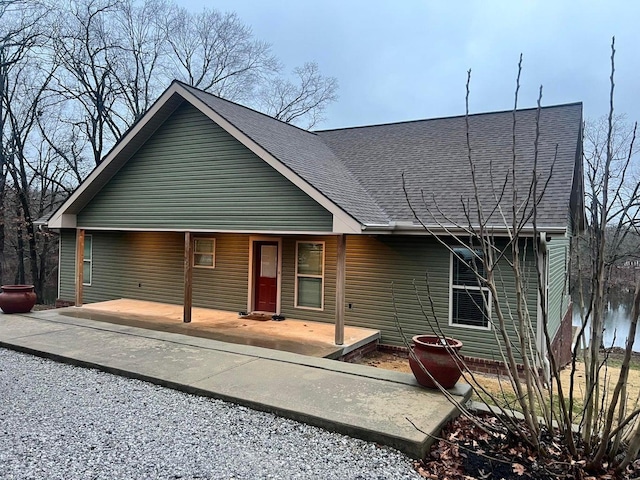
top-left (356, 350), bottom-right (640, 418)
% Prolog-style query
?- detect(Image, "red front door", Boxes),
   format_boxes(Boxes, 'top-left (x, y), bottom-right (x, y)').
top-left (254, 242), bottom-right (278, 312)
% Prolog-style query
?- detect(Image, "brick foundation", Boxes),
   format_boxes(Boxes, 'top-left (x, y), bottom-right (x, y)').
top-left (461, 356), bottom-right (534, 377)
top-left (375, 345), bottom-right (541, 378)
top-left (370, 305), bottom-right (574, 376)
top-left (55, 298), bottom-right (75, 308)
top-left (338, 339), bottom-right (379, 362)
top-left (378, 343), bottom-right (410, 354)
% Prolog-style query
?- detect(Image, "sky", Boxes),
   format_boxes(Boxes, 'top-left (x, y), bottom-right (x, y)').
top-left (182, 0), bottom-right (640, 130)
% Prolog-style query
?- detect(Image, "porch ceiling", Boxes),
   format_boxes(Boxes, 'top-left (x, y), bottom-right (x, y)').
top-left (60, 299), bottom-right (379, 359)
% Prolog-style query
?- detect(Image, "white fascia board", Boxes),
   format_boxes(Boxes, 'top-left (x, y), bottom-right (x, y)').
top-left (48, 212), bottom-right (70, 229)
top-left (332, 215), bottom-right (363, 234)
top-left (48, 84), bottom-right (186, 230)
top-left (69, 226), bottom-right (338, 235)
top-left (178, 87), bottom-right (363, 235)
top-left (49, 214), bottom-right (77, 229)
top-left (59, 214), bottom-right (77, 228)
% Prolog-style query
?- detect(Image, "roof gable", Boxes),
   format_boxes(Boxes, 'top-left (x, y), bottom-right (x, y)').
top-left (48, 82), bottom-right (366, 233)
top-left (75, 102), bottom-right (334, 232)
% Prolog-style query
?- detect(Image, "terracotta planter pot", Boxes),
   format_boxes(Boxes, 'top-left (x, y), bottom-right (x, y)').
top-left (409, 334), bottom-right (463, 389)
top-left (0, 285), bottom-right (37, 314)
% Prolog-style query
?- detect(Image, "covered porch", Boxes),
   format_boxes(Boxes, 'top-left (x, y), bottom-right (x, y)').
top-left (60, 299), bottom-right (380, 359)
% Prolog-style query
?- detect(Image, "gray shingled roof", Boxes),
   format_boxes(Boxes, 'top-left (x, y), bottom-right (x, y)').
top-left (316, 104), bottom-right (582, 230)
top-left (182, 82), bottom-right (582, 231)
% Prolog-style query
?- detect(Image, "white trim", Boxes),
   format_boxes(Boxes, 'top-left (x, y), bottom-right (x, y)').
top-left (83, 234), bottom-right (93, 287)
top-left (192, 237), bottom-right (216, 269)
top-left (333, 215), bottom-right (362, 234)
top-left (448, 249), bottom-right (492, 331)
top-left (536, 246), bottom-right (551, 356)
top-left (57, 235), bottom-right (62, 299)
top-left (65, 224), bottom-right (569, 239)
top-left (70, 226), bottom-right (337, 235)
top-left (247, 236), bottom-right (282, 314)
top-left (57, 214), bottom-right (77, 228)
top-left (536, 281), bottom-right (543, 360)
top-left (294, 240), bottom-right (325, 311)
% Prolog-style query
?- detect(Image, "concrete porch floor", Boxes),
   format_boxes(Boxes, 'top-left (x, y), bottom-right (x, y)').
top-left (59, 299), bottom-right (380, 359)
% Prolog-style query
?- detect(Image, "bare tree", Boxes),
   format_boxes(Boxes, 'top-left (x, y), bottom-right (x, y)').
top-left (0, 0), bottom-right (340, 302)
top-left (0, 0), bottom-right (51, 292)
top-left (259, 62), bottom-right (338, 129)
top-left (113, 0), bottom-right (169, 121)
top-left (575, 40), bottom-right (640, 470)
top-left (405, 39), bottom-right (640, 475)
top-left (52, 0), bottom-right (124, 166)
top-left (163, 6), bottom-right (279, 102)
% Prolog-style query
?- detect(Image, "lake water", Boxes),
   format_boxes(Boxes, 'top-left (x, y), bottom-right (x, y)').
top-left (572, 294), bottom-right (640, 351)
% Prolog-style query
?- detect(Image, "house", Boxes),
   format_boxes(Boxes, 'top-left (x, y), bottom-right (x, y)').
top-left (47, 80), bottom-right (583, 369)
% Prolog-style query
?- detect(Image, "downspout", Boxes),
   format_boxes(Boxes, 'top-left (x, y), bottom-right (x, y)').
top-left (538, 231), bottom-right (551, 384)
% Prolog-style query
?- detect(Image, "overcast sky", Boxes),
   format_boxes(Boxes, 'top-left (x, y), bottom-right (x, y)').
top-left (183, 0), bottom-right (639, 130)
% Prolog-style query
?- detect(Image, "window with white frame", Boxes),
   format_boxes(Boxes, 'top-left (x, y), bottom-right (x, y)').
top-left (193, 238), bottom-right (216, 268)
top-left (295, 241), bottom-right (324, 310)
top-left (450, 248), bottom-right (491, 329)
top-left (83, 234), bottom-right (92, 286)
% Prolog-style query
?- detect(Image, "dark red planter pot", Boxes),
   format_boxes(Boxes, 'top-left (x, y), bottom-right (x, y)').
top-left (409, 334), bottom-right (463, 389)
top-left (0, 285), bottom-right (37, 314)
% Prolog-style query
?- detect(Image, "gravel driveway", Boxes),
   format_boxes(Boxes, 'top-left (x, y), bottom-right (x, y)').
top-left (0, 348), bottom-right (421, 479)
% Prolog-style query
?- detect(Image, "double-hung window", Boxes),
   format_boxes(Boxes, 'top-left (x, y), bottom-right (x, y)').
top-left (450, 248), bottom-right (491, 329)
top-left (295, 241), bottom-right (324, 310)
top-left (83, 235), bottom-right (92, 286)
top-left (193, 238), bottom-right (216, 268)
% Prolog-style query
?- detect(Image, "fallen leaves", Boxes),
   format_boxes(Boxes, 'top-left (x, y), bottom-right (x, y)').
top-left (512, 462), bottom-right (525, 475)
top-left (415, 413), bottom-right (639, 480)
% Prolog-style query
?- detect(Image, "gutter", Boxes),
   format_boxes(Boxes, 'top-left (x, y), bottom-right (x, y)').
top-left (361, 222), bottom-right (568, 237)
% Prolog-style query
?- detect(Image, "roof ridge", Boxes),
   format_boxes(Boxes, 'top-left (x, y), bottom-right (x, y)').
top-left (314, 102), bottom-right (583, 133)
top-left (172, 80), bottom-right (320, 137)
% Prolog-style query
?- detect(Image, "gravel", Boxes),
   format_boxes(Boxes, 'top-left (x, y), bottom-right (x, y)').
top-left (0, 348), bottom-right (421, 479)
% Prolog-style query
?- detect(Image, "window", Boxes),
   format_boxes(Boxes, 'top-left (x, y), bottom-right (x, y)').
top-left (295, 241), bottom-right (324, 310)
top-left (450, 248), bottom-right (491, 329)
top-left (83, 234), bottom-right (92, 286)
top-left (193, 238), bottom-right (215, 268)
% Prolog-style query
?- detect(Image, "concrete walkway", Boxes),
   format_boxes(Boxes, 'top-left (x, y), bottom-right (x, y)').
top-left (0, 308), bottom-right (471, 459)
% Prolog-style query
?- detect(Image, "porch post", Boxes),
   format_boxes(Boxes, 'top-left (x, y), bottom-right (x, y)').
top-left (183, 231), bottom-right (193, 323)
top-left (75, 229), bottom-right (85, 307)
top-left (335, 234), bottom-right (346, 345)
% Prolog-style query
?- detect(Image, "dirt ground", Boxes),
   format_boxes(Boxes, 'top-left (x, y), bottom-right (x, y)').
top-left (356, 349), bottom-right (640, 415)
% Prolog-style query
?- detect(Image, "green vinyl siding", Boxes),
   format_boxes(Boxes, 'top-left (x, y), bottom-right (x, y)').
top-left (59, 229), bottom-right (76, 300)
top-left (192, 234), bottom-right (248, 311)
top-left (58, 231), bottom-right (250, 312)
top-left (77, 102), bottom-right (332, 232)
top-left (547, 237), bottom-right (570, 339)
top-left (343, 235), bottom-right (539, 361)
top-left (57, 229), bottom-right (545, 363)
